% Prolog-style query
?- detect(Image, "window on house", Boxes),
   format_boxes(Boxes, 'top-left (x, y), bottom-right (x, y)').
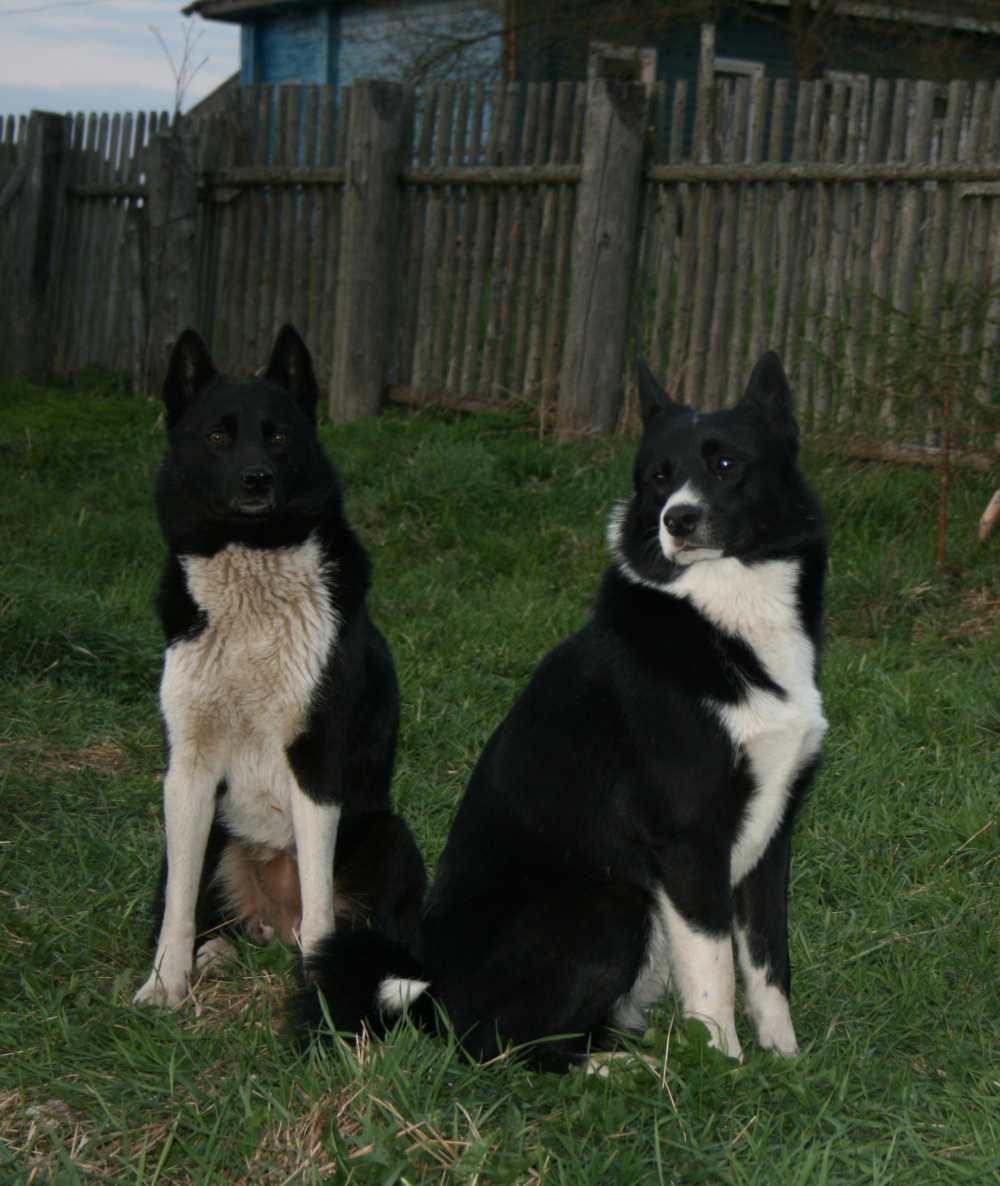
top-left (824, 69), bottom-right (870, 161)
top-left (714, 56), bottom-right (764, 158)
top-left (588, 41), bottom-right (657, 85)
top-left (825, 68), bottom-right (868, 87)
top-left (714, 56), bottom-right (764, 83)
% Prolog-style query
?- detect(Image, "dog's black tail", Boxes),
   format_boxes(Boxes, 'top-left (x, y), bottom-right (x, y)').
top-left (291, 929), bottom-right (436, 1042)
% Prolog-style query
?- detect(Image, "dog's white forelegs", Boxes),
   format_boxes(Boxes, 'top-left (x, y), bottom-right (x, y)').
top-left (660, 893), bottom-right (743, 1060)
top-left (134, 762), bottom-right (218, 1008)
top-left (291, 790), bottom-right (340, 959)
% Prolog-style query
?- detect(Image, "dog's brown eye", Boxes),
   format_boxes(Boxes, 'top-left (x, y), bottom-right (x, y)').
top-left (269, 431), bottom-right (289, 447)
top-left (703, 442), bottom-right (738, 479)
top-left (207, 430), bottom-right (228, 448)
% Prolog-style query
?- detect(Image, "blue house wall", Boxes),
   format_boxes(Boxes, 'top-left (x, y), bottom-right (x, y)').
top-left (227, 0), bottom-right (1000, 92)
top-left (713, 11), bottom-right (798, 81)
top-left (338, 0), bottom-right (500, 86)
top-left (518, 10), bottom-right (798, 89)
top-left (516, 11), bottom-right (800, 158)
top-left (222, 0), bottom-right (1000, 164)
top-left (240, 7), bottom-right (338, 86)
top-left (238, 0), bottom-right (500, 89)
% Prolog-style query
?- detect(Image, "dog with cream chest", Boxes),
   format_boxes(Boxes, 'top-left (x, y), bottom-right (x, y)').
top-left (134, 325), bottom-right (425, 1008)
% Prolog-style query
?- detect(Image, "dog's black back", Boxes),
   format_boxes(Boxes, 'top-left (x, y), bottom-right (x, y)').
top-left (297, 352), bottom-right (826, 1068)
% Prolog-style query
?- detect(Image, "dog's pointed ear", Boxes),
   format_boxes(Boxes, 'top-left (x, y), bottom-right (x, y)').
top-left (740, 351), bottom-right (798, 441)
top-left (266, 324), bottom-right (319, 420)
top-left (637, 358), bottom-right (680, 427)
top-left (163, 330), bottom-right (218, 426)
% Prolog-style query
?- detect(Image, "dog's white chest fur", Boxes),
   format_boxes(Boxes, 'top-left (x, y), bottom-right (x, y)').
top-left (160, 535), bottom-right (339, 849)
top-left (673, 557), bottom-right (826, 885)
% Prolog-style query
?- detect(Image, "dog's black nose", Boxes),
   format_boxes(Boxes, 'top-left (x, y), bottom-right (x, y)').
top-left (241, 468), bottom-right (274, 492)
top-left (664, 504), bottom-right (703, 538)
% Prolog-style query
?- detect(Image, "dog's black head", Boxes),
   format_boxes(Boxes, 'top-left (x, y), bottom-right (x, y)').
top-left (157, 326), bottom-right (340, 554)
top-left (612, 352), bottom-right (824, 584)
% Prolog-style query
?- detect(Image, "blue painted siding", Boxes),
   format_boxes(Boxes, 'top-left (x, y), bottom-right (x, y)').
top-left (338, 0), bottom-right (500, 86)
top-left (716, 13), bottom-right (797, 81)
top-left (518, 13), bottom-right (795, 88)
top-left (239, 1), bottom-right (499, 89)
top-left (232, 0), bottom-right (1000, 92)
top-left (240, 24), bottom-right (255, 85)
top-left (240, 7), bottom-right (337, 86)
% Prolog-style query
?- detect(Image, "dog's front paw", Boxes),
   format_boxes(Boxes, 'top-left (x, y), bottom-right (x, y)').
top-left (133, 968), bottom-right (189, 1009)
top-left (746, 990), bottom-right (799, 1056)
top-left (755, 1019), bottom-right (799, 1057)
top-left (296, 921), bottom-right (335, 973)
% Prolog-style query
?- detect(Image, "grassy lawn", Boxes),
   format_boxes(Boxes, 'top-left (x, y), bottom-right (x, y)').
top-left (0, 379), bottom-right (997, 1185)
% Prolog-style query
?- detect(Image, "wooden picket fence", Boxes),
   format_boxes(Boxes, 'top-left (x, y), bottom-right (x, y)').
top-left (641, 73), bottom-right (1000, 442)
top-left (0, 108), bottom-right (172, 383)
top-left (2, 62), bottom-right (1000, 449)
top-left (188, 80), bottom-right (592, 424)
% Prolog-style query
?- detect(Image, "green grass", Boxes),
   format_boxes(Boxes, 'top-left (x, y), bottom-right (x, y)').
top-left (1, 379), bottom-right (997, 1185)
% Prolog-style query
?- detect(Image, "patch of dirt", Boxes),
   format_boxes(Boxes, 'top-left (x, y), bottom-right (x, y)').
top-left (943, 587), bottom-right (1000, 640)
top-left (0, 741), bottom-right (131, 776)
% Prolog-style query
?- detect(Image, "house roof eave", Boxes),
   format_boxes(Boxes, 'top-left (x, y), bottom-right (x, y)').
top-left (751, 0), bottom-right (1000, 37)
top-left (183, 0), bottom-right (335, 23)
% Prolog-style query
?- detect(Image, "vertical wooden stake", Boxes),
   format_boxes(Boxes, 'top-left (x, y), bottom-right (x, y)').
top-left (6, 110), bottom-right (69, 381)
top-left (557, 80), bottom-right (648, 438)
top-left (144, 120), bottom-right (201, 394)
top-left (329, 79), bottom-right (409, 423)
top-left (695, 22), bottom-right (716, 165)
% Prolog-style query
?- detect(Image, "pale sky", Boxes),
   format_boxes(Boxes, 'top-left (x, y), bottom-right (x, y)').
top-left (0, 0), bottom-right (239, 120)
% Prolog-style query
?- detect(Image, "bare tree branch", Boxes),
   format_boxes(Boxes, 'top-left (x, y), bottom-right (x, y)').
top-left (151, 18), bottom-right (210, 115)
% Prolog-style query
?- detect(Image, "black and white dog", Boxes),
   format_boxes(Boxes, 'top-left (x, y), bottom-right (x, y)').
top-left (295, 352), bottom-right (827, 1068)
top-left (134, 326), bottom-right (425, 1008)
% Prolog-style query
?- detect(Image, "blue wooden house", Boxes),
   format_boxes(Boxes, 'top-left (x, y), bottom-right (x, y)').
top-left (184, 1), bottom-right (1000, 93)
top-left (182, 0), bottom-right (504, 89)
top-left (517, 1), bottom-right (1000, 87)
top-left (184, 1), bottom-right (1000, 161)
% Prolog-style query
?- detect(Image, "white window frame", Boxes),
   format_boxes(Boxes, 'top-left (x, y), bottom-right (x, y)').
top-left (714, 57), bottom-right (765, 159)
top-left (714, 55), bottom-right (764, 81)
top-left (825, 68), bottom-right (868, 87)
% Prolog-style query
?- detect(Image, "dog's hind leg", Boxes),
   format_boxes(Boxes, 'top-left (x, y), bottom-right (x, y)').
top-left (194, 935), bottom-right (238, 976)
top-left (330, 812), bottom-right (427, 945)
top-left (428, 882), bottom-right (651, 1070)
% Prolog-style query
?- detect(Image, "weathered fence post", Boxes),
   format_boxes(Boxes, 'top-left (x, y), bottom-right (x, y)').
top-left (329, 79), bottom-right (410, 422)
top-left (557, 80), bottom-right (649, 437)
top-left (4, 111), bottom-right (69, 381)
top-left (144, 118), bottom-right (201, 394)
